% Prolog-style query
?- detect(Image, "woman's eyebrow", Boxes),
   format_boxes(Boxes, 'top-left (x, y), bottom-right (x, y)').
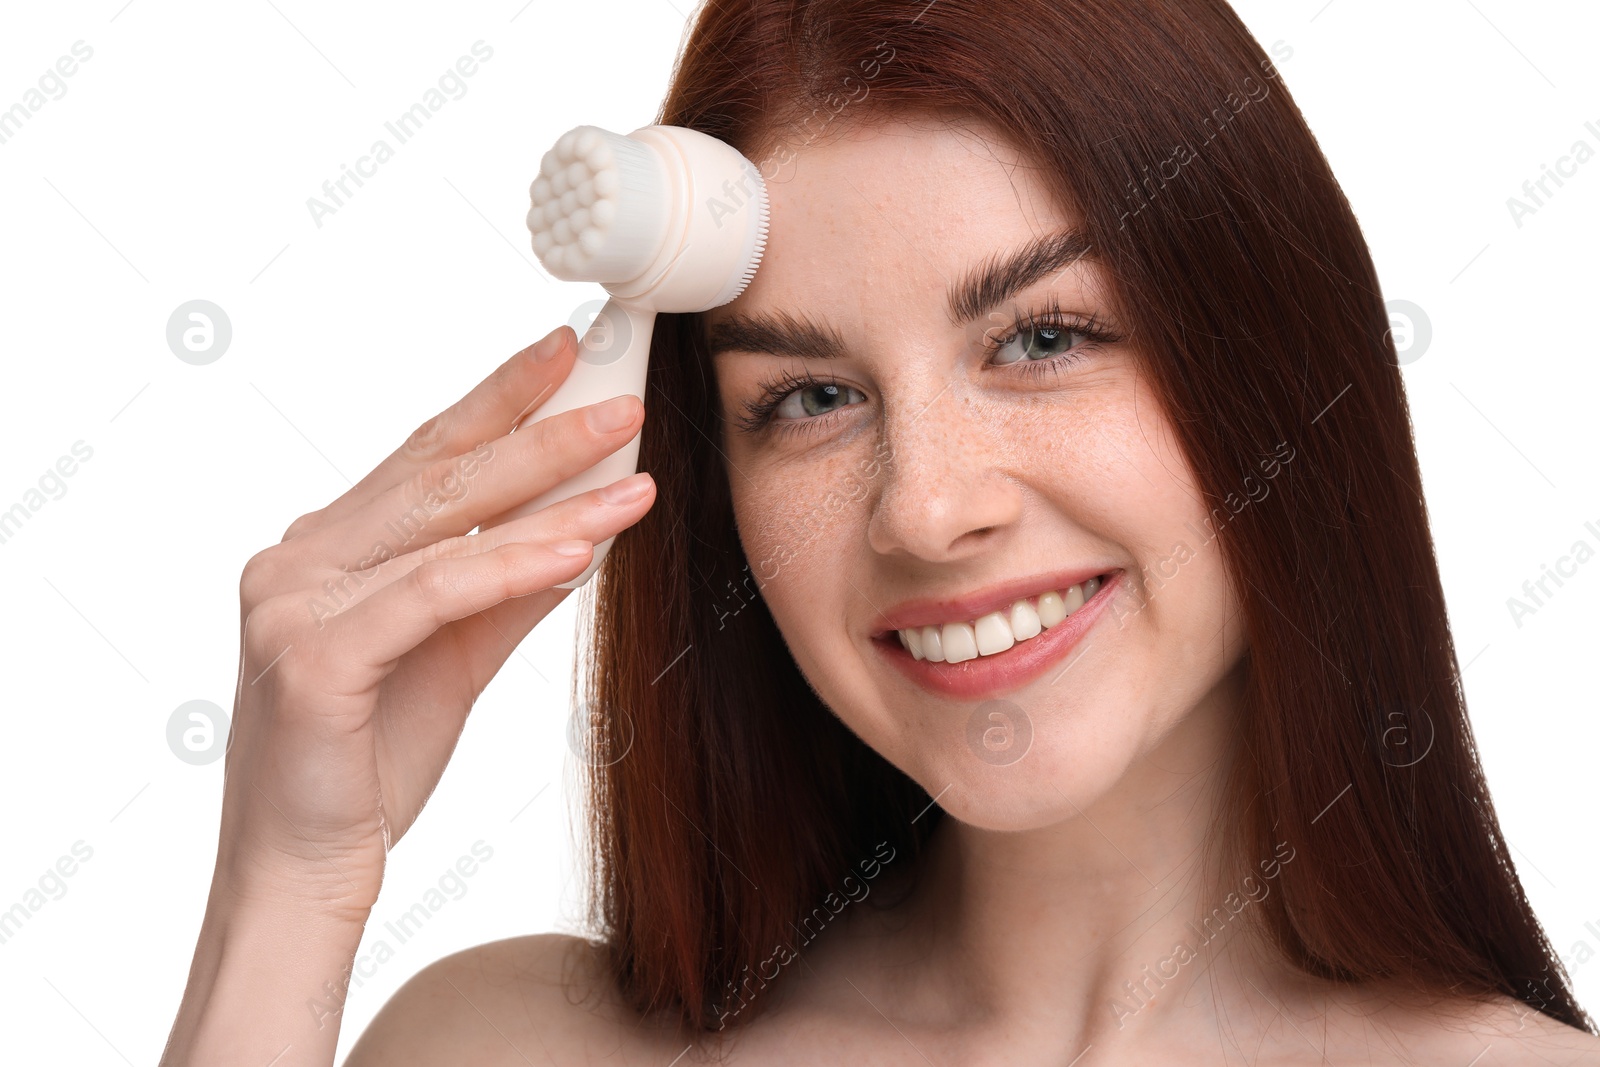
top-left (706, 306), bottom-right (847, 360)
top-left (948, 228), bottom-right (1095, 324)
top-left (706, 228), bottom-right (1095, 360)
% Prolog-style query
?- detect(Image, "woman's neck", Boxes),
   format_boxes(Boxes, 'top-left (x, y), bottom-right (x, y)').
top-left (825, 663), bottom-right (1313, 1055)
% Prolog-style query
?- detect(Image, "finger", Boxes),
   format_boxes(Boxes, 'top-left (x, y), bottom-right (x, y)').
top-left (318, 538), bottom-right (597, 689)
top-left (383, 571), bottom-right (576, 733)
top-left (280, 326), bottom-right (578, 542)
top-left (435, 585), bottom-right (568, 697)
top-left (301, 471), bottom-right (654, 624)
top-left (288, 394), bottom-right (646, 576)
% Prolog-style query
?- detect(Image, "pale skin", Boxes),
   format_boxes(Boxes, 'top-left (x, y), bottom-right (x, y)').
top-left (161, 117), bottom-right (1600, 1065)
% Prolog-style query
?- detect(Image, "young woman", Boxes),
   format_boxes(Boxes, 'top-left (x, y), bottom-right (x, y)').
top-left (162, 1), bottom-right (1600, 1063)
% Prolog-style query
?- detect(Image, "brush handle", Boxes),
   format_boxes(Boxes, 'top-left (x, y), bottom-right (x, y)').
top-left (489, 296), bottom-right (655, 589)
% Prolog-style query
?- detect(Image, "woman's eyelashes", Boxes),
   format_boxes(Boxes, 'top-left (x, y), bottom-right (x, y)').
top-left (733, 368), bottom-right (863, 438)
top-left (731, 297), bottom-right (1120, 438)
top-left (981, 297), bottom-right (1117, 368)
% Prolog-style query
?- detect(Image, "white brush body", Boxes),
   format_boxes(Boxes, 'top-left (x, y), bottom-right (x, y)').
top-left (486, 124), bottom-right (769, 588)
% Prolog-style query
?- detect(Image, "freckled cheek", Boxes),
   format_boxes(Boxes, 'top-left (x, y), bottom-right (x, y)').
top-left (730, 453), bottom-right (877, 616)
top-left (1007, 393), bottom-right (1219, 622)
top-left (1137, 546), bottom-right (1247, 703)
top-left (1073, 411), bottom-right (1242, 661)
top-left (992, 396), bottom-right (1155, 525)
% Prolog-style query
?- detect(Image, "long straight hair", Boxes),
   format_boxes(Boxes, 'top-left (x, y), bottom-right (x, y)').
top-left (568, 0), bottom-right (1594, 1037)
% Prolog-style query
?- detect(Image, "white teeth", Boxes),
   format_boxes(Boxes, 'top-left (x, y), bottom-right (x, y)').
top-left (896, 578), bottom-right (1105, 662)
top-left (941, 622), bottom-right (979, 664)
top-left (1009, 599), bottom-right (1042, 641)
top-left (1037, 590), bottom-right (1067, 628)
top-left (973, 613), bottom-right (1015, 657)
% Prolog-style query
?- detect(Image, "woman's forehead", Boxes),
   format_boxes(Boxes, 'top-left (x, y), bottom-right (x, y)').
top-left (703, 121), bottom-right (1092, 337)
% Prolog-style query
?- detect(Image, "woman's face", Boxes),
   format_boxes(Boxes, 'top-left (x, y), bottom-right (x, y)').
top-left (704, 116), bottom-right (1249, 830)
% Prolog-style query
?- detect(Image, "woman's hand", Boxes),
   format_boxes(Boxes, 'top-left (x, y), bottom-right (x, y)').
top-left (215, 324), bottom-right (654, 919)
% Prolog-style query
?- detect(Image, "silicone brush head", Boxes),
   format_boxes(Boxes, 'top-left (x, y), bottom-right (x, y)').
top-left (527, 124), bottom-right (769, 312)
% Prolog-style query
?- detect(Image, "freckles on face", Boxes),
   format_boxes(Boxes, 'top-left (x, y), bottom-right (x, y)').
top-left (704, 117), bottom-right (1247, 827)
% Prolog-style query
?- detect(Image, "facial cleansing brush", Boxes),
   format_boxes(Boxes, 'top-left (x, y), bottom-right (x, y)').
top-left (490, 123), bottom-right (769, 589)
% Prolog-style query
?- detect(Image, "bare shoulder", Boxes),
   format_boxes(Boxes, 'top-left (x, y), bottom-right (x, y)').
top-left (1357, 988), bottom-right (1600, 1065)
top-left (1445, 993), bottom-right (1600, 1063)
top-left (343, 933), bottom-right (696, 1066)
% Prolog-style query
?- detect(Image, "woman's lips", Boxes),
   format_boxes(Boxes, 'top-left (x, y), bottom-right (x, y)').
top-left (872, 570), bottom-right (1122, 700)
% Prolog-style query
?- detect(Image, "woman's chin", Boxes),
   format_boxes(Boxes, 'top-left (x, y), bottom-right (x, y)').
top-left (911, 739), bottom-right (1136, 833)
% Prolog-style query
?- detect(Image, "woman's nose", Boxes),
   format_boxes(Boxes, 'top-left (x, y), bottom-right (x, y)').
top-left (864, 389), bottom-right (1025, 564)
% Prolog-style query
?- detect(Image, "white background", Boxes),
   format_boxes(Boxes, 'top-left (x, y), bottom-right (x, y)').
top-left (0, 0), bottom-right (1596, 1062)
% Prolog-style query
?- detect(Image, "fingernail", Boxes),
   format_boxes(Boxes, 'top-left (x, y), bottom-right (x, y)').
top-left (550, 539), bottom-right (592, 556)
top-left (586, 394), bottom-right (639, 433)
top-left (598, 472), bottom-right (651, 504)
top-left (531, 327), bottom-right (567, 363)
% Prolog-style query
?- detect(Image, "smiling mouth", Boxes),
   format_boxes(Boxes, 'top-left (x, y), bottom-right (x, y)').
top-left (873, 571), bottom-right (1117, 664)
top-left (870, 570), bottom-right (1123, 700)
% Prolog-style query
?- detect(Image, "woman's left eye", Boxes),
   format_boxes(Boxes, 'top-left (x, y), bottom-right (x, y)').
top-left (985, 317), bottom-right (1097, 368)
top-left (980, 295), bottom-right (1116, 372)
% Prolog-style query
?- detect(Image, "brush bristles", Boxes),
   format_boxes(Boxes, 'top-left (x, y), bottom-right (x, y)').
top-left (527, 125), bottom-right (668, 281)
top-left (726, 182), bottom-right (771, 302)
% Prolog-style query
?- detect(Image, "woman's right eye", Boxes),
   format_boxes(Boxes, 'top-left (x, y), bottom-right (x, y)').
top-left (770, 380), bottom-right (866, 422)
top-left (734, 368), bottom-right (867, 437)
